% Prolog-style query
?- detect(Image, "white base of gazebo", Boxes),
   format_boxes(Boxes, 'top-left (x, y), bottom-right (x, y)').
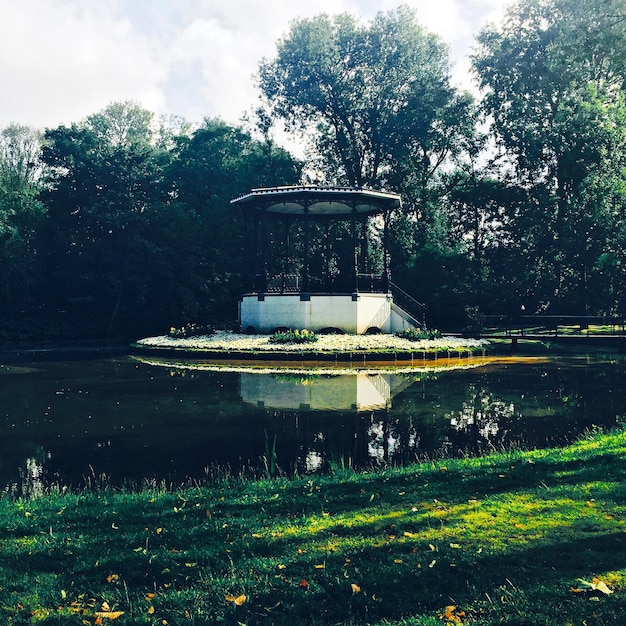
top-left (239, 293), bottom-right (417, 335)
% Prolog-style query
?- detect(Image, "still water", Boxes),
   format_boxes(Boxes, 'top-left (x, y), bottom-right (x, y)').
top-left (1, 354), bottom-right (624, 493)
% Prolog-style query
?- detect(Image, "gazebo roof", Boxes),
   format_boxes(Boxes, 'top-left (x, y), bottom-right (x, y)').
top-left (230, 185), bottom-right (401, 216)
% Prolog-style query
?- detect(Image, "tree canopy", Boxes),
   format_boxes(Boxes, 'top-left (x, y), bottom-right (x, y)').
top-left (473, 0), bottom-right (626, 314)
top-left (259, 6), bottom-right (474, 193)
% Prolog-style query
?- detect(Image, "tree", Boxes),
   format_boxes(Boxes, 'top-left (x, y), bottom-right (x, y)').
top-left (473, 0), bottom-right (626, 313)
top-left (39, 103), bottom-right (175, 336)
top-left (258, 6), bottom-right (473, 193)
top-left (0, 124), bottom-right (46, 324)
top-left (165, 117), bottom-right (301, 323)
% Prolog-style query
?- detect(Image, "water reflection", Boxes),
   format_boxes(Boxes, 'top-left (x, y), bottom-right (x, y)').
top-left (240, 372), bottom-right (413, 411)
top-left (0, 356), bottom-right (624, 492)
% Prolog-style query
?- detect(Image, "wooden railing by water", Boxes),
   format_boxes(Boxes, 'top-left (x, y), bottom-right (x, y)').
top-left (480, 315), bottom-right (626, 342)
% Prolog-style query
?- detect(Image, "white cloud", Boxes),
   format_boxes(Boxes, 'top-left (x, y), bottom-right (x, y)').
top-left (0, 0), bottom-right (166, 128)
top-left (0, 0), bottom-right (508, 130)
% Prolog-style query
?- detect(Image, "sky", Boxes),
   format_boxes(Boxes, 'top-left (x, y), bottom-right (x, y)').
top-left (0, 0), bottom-right (509, 132)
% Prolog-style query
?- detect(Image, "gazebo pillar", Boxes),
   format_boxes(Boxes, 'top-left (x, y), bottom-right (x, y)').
top-left (360, 217), bottom-right (369, 275)
top-left (383, 209), bottom-right (391, 293)
top-left (302, 206), bottom-right (310, 293)
top-left (351, 205), bottom-right (359, 292)
top-left (282, 218), bottom-right (290, 293)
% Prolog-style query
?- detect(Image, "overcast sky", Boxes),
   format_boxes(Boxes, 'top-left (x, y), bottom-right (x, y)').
top-left (0, 0), bottom-right (509, 132)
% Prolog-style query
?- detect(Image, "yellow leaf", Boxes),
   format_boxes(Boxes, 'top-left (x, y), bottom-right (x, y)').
top-left (428, 559), bottom-right (436, 568)
top-left (94, 611), bottom-right (125, 620)
top-left (185, 562), bottom-right (197, 568)
top-left (314, 564), bottom-right (325, 569)
top-left (577, 578), bottom-right (614, 595)
top-left (450, 543), bottom-right (461, 549)
top-left (591, 578), bottom-right (614, 595)
top-left (439, 605), bottom-right (465, 623)
top-left (148, 606), bottom-right (155, 615)
top-left (107, 574), bottom-right (119, 583)
top-left (156, 527), bottom-right (163, 534)
top-left (101, 602), bottom-right (111, 612)
top-left (351, 583), bottom-right (361, 593)
top-left (225, 594), bottom-right (246, 606)
top-left (394, 559), bottom-right (403, 564)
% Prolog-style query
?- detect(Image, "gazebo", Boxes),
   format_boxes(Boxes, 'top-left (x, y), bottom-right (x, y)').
top-left (230, 185), bottom-right (423, 334)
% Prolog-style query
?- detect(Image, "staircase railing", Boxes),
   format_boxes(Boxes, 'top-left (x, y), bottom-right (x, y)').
top-left (389, 281), bottom-right (427, 327)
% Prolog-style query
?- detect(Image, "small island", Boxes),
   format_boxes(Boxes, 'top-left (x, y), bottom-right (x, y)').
top-left (132, 329), bottom-right (490, 362)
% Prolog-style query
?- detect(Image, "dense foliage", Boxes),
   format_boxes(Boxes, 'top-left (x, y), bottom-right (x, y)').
top-left (1, 0), bottom-right (625, 342)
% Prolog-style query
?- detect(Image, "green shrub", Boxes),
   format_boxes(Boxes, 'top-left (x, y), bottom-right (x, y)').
top-left (269, 328), bottom-right (319, 344)
top-left (168, 323), bottom-right (215, 339)
top-left (395, 327), bottom-right (441, 341)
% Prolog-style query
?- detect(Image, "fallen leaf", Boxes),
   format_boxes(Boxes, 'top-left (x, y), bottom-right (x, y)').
top-left (94, 611), bottom-right (125, 620)
top-left (394, 559), bottom-right (403, 564)
top-left (429, 559), bottom-right (437, 568)
top-left (106, 574), bottom-right (119, 583)
top-left (450, 543), bottom-right (461, 549)
top-left (439, 605), bottom-right (465, 623)
top-left (299, 579), bottom-right (309, 590)
top-left (224, 594), bottom-right (246, 606)
top-left (314, 564), bottom-right (325, 569)
top-left (577, 578), bottom-right (614, 595)
top-left (351, 583), bottom-right (361, 593)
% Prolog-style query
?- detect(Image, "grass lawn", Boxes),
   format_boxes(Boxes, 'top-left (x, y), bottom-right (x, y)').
top-left (1, 428), bottom-right (625, 625)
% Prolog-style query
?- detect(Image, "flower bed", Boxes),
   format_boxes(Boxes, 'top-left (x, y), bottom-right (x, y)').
top-left (134, 330), bottom-right (488, 355)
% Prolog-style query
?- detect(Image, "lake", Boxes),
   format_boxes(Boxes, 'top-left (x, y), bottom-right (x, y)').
top-left (1, 354), bottom-right (624, 494)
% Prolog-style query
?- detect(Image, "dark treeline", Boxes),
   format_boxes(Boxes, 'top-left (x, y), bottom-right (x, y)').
top-left (1, 0), bottom-right (626, 342)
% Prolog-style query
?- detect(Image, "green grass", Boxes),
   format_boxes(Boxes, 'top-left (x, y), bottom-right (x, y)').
top-left (1, 428), bottom-right (625, 625)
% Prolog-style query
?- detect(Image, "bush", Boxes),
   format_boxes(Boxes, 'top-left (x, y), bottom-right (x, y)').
top-left (395, 327), bottom-right (442, 341)
top-left (168, 323), bottom-right (215, 339)
top-left (269, 329), bottom-right (319, 344)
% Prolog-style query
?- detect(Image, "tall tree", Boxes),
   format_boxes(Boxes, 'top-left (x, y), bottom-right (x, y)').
top-left (39, 103), bottom-right (174, 336)
top-left (0, 124), bottom-right (46, 321)
top-left (258, 6), bottom-right (473, 193)
top-left (473, 0), bottom-right (626, 313)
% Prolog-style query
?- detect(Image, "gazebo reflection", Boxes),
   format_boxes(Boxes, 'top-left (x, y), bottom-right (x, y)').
top-left (239, 371), bottom-right (418, 472)
top-left (239, 371), bottom-right (414, 411)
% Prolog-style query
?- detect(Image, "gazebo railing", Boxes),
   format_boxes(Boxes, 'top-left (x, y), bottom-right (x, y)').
top-left (260, 273), bottom-right (389, 294)
top-left (356, 273), bottom-right (387, 293)
top-left (266, 274), bottom-right (300, 293)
